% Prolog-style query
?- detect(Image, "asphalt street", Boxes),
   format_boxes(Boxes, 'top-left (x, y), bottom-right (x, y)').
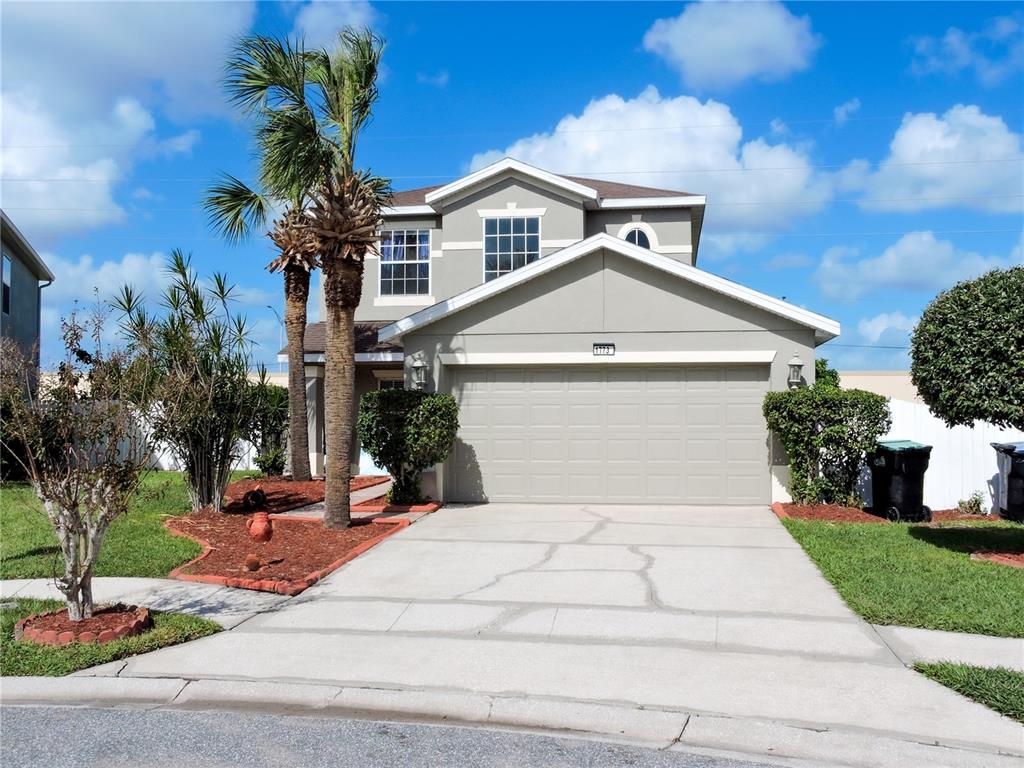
top-left (1, 706), bottom-right (785, 768)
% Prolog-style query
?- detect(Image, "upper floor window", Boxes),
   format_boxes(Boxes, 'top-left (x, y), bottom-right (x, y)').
top-left (624, 228), bottom-right (651, 249)
top-left (380, 229), bottom-right (430, 296)
top-left (2, 253), bottom-right (11, 315)
top-left (484, 216), bottom-right (540, 282)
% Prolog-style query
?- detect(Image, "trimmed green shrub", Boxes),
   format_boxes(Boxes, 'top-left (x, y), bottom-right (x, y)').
top-left (764, 380), bottom-right (891, 505)
top-left (815, 358), bottom-right (841, 389)
top-left (911, 266), bottom-right (1024, 431)
top-left (246, 369), bottom-right (289, 477)
top-left (357, 389), bottom-right (459, 505)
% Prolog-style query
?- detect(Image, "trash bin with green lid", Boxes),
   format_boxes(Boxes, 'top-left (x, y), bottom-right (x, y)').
top-left (869, 440), bottom-right (933, 522)
top-left (991, 442), bottom-right (1024, 521)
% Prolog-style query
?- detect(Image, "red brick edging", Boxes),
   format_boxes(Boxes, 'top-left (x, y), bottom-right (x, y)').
top-left (165, 516), bottom-right (409, 596)
top-left (14, 605), bottom-right (152, 646)
top-left (352, 500), bottom-right (442, 514)
top-left (771, 502), bottom-right (790, 519)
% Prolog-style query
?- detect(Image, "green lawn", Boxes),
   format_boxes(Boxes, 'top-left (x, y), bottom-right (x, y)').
top-left (783, 518), bottom-right (1024, 638)
top-left (916, 662), bottom-right (1024, 723)
top-left (0, 598), bottom-right (220, 676)
top-left (0, 471), bottom-right (253, 580)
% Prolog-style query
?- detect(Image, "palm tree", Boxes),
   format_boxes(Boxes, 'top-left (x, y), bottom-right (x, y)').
top-left (203, 36), bottom-right (336, 482)
top-left (302, 30), bottom-right (390, 529)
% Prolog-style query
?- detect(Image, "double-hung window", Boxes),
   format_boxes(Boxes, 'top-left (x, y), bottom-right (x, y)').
top-left (483, 216), bottom-right (540, 282)
top-left (380, 229), bottom-right (430, 296)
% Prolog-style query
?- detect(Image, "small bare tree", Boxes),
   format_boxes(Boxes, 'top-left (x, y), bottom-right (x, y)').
top-left (0, 311), bottom-right (155, 620)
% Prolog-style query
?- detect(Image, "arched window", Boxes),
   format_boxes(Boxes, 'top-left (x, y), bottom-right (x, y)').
top-left (624, 228), bottom-right (651, 249)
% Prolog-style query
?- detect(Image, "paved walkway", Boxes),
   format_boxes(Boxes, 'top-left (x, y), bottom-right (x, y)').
top-left (7, 504), bottom-right (1019, 767)
top-left (276, 479), bottom-right (429, 523)
top-left (1, 577), bottom-right (287, 629)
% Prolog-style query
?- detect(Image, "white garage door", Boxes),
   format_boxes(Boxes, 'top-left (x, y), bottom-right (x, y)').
top-left (446, 365), bottom-right (770, 505)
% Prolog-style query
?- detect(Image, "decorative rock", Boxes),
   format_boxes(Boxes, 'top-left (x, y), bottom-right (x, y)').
top-left (244, 554), bottom-right (261, 571)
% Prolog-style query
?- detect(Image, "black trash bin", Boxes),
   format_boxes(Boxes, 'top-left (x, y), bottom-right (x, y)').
top-left (869, 440), bottom-right (933, 522)
top-left (991, 442), bottom-right (1024, 522)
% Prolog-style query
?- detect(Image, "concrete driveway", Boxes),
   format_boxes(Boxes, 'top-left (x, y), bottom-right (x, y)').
top-left (91, 505), bottom-right (1023, 765)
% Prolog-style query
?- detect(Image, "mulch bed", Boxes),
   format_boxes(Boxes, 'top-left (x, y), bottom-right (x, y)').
top-left (774, 503), bottom-right (993, 525)
top-left (971, 551), bottom-right (1024, 569)
top-left (166, 509), bottom-right (405, 595)
top-left (14, 604), bottom-right (152, 646)
top-left (222, 475), bottom-right (389, 515)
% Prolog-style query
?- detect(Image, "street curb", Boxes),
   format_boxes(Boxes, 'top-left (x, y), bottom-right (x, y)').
top-left (3, 677), bottom-right (1022, 765)
top-left (165, 516), bottom-right (409, 596)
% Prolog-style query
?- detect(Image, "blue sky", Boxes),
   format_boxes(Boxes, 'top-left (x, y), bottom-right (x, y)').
top-left (2, 1), bottom-right (1021, 370)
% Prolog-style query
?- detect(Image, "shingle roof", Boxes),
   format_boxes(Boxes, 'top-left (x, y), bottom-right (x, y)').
top-left (388, 175), bottom-right (698, 207)
top-left (292, 321), bottom-right (403, 355)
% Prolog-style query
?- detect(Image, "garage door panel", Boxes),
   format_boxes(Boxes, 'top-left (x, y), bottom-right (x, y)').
top-left (448, 366), bottom-right (769, 505)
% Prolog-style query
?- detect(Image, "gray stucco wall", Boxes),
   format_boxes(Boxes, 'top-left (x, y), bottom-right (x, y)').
top-left (401, 248), bottom-right (817, 394)
top-left (585, 209), bottom-right (693, 264)
top-left (0, 243), bottom-right (43, 363)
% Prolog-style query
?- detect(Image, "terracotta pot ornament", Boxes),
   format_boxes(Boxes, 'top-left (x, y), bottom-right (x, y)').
top-left (246, 511), bottom-right (273, 542)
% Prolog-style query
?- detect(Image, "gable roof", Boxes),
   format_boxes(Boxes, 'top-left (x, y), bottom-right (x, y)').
top-left (388, 158), bottom-right (704, 211)
top-left (1, 210), bottom-right (55, 282)
top-left (378, 233), bottom-right (839, 345)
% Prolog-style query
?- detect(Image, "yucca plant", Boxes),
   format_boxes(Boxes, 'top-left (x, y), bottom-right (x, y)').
top-left (114, 251), bottom-right (256, 513)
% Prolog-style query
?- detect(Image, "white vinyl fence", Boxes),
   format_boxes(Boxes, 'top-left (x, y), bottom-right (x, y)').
top-left (865, 399), bottom-right (1024, 511)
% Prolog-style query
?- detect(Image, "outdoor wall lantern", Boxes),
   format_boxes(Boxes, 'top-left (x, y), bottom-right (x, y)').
top-left (787, 352), bottom-right (804, 389)
top-left (411, 359), bottom-right (428, 390)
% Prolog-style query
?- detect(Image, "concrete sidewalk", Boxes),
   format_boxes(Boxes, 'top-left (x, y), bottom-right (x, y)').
top-left (874, 625), bottom-right (1024, 672)
top-left (1, 577), bottom-right (288, 628)
top-left (7, 503), bottom-right (1018, 767)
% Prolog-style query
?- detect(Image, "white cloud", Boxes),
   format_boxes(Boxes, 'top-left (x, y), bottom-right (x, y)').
top-left (857, 312), bottom-right (918, 344)
top-left (416, 70), bottom-right (450, 88)
top-left (1, 3), bottom-right (246, 241)
top-left (1, 1), bottom-right (255, 120)
top-left (842, 104), bottom-right (1023, 214)
top-left (911, 15), bottom-right (1024, 87)
top-left (0, 94), bottom-right (202, 241)
top-left (643, 1), bottom-right (821, 90)
top-left (814, 231), bottom-right (1023, 300)
top-left (292, 0), bottom-right (378, 49)
top-left (469, 86), bottom-right (833, 235)
top-left (43, 252), bottom-right (170, 308)
top-left (833, 98), bottom-right (861, 125)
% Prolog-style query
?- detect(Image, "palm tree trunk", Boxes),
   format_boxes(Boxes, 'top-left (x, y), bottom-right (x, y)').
top-left (322, 261), bottom-right (362, 528)
top-left (283, 264), bottom-right (312, 481)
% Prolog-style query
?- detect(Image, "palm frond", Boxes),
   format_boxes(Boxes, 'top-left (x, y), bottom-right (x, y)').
top-left (225, 35), bottom-right (308, 114)
top-left (256, 108), bottom-right (335, 202)
top-left (203, 174), bottom-right (271, 243)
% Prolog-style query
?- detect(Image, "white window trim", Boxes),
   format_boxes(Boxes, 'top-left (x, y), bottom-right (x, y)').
top-left (438, 351), bottom-right (777, 366)
top-left (616, 221), bottom-right (660, 250)
top-left (481, 214), bottom-right (543, 284)
top-left (374, 368), bottom-right (405, 389)
top-left (477, 206), bottom-right (547, 218)
top-left (379, 228), bottom-right (431, 299)
top-left (373, 295), bottom-right (435, 307)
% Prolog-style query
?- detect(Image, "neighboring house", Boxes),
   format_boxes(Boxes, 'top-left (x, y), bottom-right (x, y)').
top-left (838, 371), bottom-right (922, 404)
top-left (0, 211), bottom-right (54, 366)
top-left (295, 158), bottom-right (840, 505)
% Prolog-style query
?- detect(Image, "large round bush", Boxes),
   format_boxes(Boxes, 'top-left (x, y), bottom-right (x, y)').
top-left (911, 266), bottom-right (1024, 431)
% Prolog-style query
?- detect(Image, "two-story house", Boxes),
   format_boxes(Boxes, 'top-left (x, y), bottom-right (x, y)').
top-left (1, 210), bottom-right (54, 368)
top-left (296, 158), bottom-right (839, 505)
